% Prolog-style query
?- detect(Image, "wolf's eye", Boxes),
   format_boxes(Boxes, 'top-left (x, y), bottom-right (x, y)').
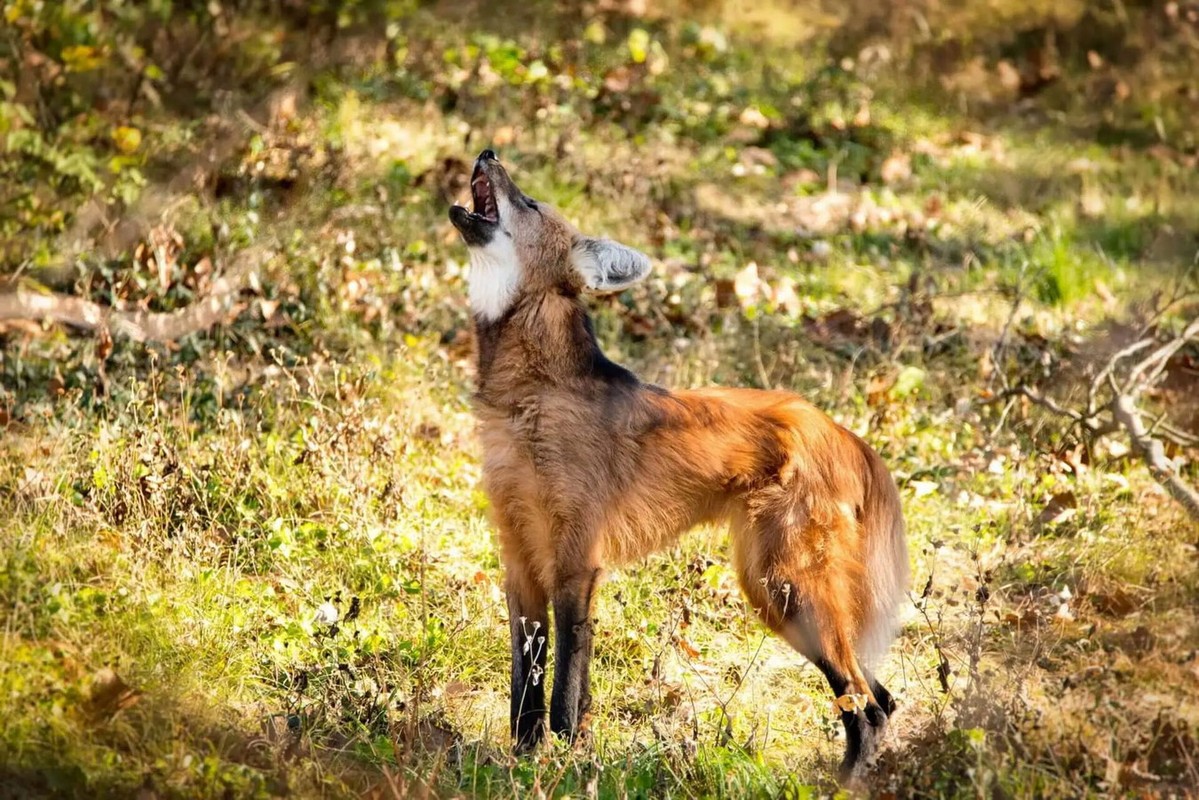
top-left (523, 196), bottom-right (539, 210)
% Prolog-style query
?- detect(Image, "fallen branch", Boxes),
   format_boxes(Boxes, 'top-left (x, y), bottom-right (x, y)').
top-left (1111, 393), bottom-right (1199, 522)
top-left (994, 310), bottom-right (1199, 525)
top-left (0, 246), bottom-right (273, 343)
top-left (1010, 386), bottom-right (1091, 428)
top-left (1125, 316), bottom-right (1199, 398)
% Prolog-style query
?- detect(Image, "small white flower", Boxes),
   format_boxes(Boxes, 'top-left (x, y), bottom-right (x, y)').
top-left (314, 602), bottom-right (339, 626)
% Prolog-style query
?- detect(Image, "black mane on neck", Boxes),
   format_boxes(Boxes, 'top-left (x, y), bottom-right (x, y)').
top-left (575, 309), bottom-right (640, 386)
top-left (472, 293), bottom-right (641, 391)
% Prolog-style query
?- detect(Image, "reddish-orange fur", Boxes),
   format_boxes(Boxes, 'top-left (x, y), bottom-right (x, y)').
top-left (477, 296), bottom-right (902, 691)
top-left (451, 151), bottom-right (909, 777)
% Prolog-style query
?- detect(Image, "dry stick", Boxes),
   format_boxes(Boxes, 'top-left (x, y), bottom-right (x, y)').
top-left (1110, 393), bottom-right (1199, 523)
top-left (1087, 337), bottom-right (1154, 416)
top-left (1124, 316), bottom-right (1199, 398)
top-left (1155, 419), bottom-right (1199, 448)
top-left (0, 246), bottom-right (274, 342)
top-left (1008, 386), bottom-right (1112, 435)
top-left (993, 303), bottom-right (1199, 520)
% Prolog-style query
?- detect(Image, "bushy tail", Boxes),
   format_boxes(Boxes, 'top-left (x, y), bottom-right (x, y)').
top-left (855, 457), bottom-right (910, 666)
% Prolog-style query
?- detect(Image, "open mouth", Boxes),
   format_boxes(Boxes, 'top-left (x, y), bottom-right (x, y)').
top-left (448, 151), bottom-right (503, 243)
top-left (471, 165), bottom-right (499, 223)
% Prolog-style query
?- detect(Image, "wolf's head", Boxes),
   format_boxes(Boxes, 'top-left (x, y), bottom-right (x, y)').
top-left (449, 150), bottom-right (651, 322)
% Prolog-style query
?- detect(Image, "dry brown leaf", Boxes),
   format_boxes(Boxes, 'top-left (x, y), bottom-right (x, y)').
top-left (833, 693), bottom-right (867, 713)
top-left (414, 422), bottom-right (441, 442)
top-left (95, 326), bottom-right (113, 362)
top-left (1089, 585), bottom-right (1138, 617)
top-left (676, 637), bottom-right (701, 659)
top-left (1105, 625), bottom-right (1157, 657)
top-left (866, 371), bottom-right (896, 407)
top-left (1037, 491), bottom-right (1078, 526)
top-left (88, 667), bottom-right (141, 720)
top-left (714, 278), bottom-right (737, 309)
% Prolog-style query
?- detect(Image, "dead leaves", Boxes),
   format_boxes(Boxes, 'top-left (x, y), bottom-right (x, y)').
top-left (833, 693), bottom-right (869, 714)
top-left (805, 307), bottom-right (892, 352)
top-left (1103, 624), bottom-right (1159, 658)
top-left (1036, 491), bottom-right (1078, 527)
top-left (675, 636), bottom-right (701, 660)
top-left (87, 667), bottom-right (141, 722)
top-left (1088, 584), bottom-right (1140, 617)
top-left (712, 262), bottom-right (801, 316)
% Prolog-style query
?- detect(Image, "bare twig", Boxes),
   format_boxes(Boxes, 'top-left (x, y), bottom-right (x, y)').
top-left (1124, 316), bottom-right (1199, 398)
top-left (988, 395), bottom-right (1017, 439)
top-left (1087, 338), bottom-right (1154, 416)
top-left (1157, 421), bottom-right (1199, 448)
top-left (994, 307), bottom-right (1199, 522)
top-left (1110, 393), bottom-right (1199, 523)
top-left (1005, 385), bottom-right (1115, 436)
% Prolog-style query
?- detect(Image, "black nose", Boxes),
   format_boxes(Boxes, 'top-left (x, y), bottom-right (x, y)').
top-left (477, 149), bottom-right (497, 162)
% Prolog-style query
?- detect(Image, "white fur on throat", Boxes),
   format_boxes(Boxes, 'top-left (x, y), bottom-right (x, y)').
top-left (467, 233), bottom-right (520, 322)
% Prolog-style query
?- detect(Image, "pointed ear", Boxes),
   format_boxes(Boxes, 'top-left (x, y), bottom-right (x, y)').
top-left (571, 235), bottom-right (652, 293)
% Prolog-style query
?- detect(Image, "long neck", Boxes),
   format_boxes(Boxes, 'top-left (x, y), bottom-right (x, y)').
top-left (472, 291), bottom-right (637, 403)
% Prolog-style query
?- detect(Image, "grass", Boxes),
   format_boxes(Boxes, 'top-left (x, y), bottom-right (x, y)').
top-left (3, 0), bottom-right (1199, 797)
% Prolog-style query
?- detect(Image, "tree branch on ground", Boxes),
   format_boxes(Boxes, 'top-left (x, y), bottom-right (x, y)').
top-left (998, 315), bottom-right (1199, 523)
top-left (0, 245), bottom-right (274, 343)
top-left (1110, 393), bottom-right (1199, 522)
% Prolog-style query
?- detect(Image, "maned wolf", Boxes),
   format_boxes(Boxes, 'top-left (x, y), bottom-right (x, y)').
top-left (448, 149), bottom-right (909, 778)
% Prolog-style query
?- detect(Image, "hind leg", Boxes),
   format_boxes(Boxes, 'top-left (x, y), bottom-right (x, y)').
top-left (732, 510), bottom-right (889, 780)
top-left (864, 668), bottom-right (896, 716)
top-left (780, 610), bottom-right (890, 780)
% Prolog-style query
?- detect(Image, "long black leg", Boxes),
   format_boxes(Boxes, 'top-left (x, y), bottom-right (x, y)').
top-left (549, 568), bottom-right (601, 741)
top-left (508, 577), bottom-right (548, 752)
top-left (864, 668), bottom-right (896, 717)
top-left (814, 657), bottom-right (889, 780)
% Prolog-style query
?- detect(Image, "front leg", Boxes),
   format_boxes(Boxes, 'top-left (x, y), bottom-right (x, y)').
top-left (549, 567), bottom-right (602, 742)
top-left (507, 573), bottom-right (548, 752)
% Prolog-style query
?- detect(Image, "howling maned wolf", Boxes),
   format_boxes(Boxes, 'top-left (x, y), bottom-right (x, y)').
top-left (448, 149), bottom-right (909, 779)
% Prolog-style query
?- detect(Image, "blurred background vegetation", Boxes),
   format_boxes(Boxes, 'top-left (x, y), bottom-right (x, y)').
top-left (2, 1), bottom-right (1198, 798)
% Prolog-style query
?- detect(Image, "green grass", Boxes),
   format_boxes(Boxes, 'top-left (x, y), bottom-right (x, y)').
top-left (3, 1), bottom-right (1199, 797)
